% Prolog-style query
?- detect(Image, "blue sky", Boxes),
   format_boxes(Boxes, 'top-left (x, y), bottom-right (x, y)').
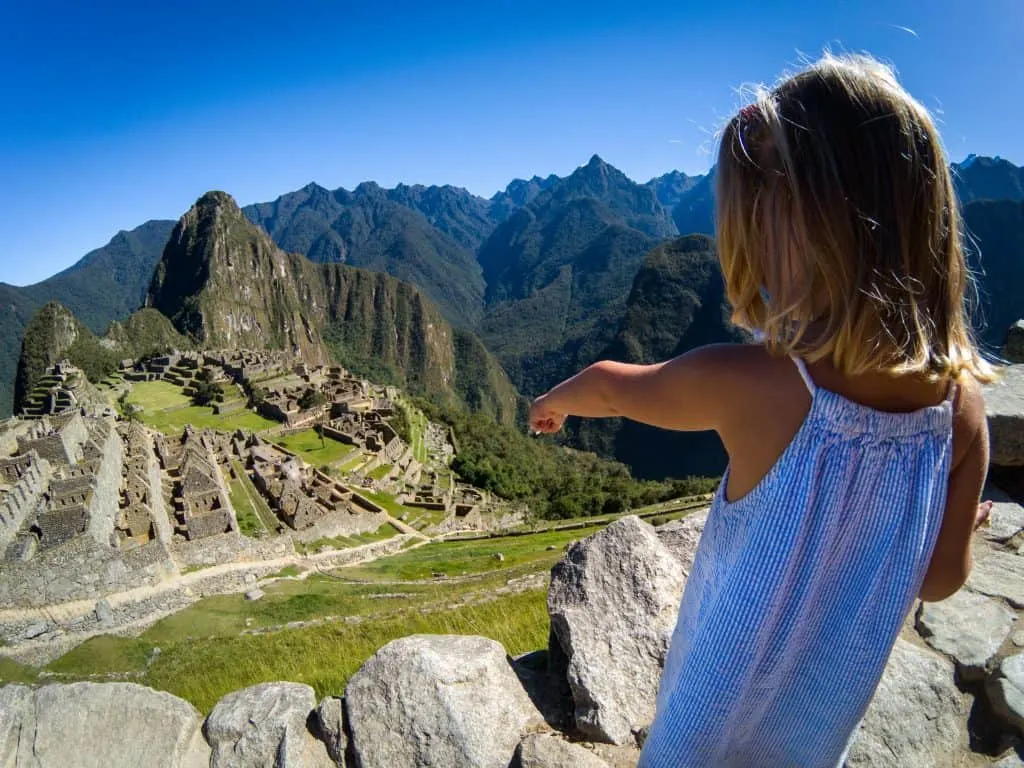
top-left (1, 0), bottom-right (1020, 286)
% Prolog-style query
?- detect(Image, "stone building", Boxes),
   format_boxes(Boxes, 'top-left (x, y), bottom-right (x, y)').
top-left (158, 428), bottom-right (235, 541)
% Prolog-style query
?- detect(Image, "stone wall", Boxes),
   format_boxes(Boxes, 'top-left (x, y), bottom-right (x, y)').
top-left (0, 451), bottom-right (52, 551)
top-left (0, 529), bottom-right (175, 609)
top-left (169, 531), bottom-right (296, 570)
top-left (83, 424), bottom-right (123, 545)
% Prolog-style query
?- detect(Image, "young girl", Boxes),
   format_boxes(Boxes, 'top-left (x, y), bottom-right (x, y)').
top-left (529, 53), bottom-right (993, 767)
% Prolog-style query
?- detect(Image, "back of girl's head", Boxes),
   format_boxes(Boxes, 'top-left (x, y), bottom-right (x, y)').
top-left (717, 52), bottom-right (993, 381)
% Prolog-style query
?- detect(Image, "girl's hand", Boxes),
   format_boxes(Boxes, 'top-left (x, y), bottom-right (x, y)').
top-left (975, 500), bottom-right (993, 529)
top-left (529, 395), bottom-right (567, 434)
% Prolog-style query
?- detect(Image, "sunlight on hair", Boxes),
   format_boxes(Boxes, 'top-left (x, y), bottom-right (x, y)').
top-left (716, 52), bottom-right (996, 383)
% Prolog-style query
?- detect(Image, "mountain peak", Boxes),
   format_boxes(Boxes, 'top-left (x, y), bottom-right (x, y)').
top-left (586, 154), bottom-right (606, 168)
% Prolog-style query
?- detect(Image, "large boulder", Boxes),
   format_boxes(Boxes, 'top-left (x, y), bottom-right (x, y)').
top-left (987, 652), bottom-right (1024, 732)
top-left (968, 549), bottom-right (1024, 608)
top-left (653, 509), bottom-right (708, 573)
top-left (547, 516), bottom-right (686, 745)
top-left (516, 733), bottom-right (610, 768)
top-left (844, 640), bottom-right (969, 767)
top-left (0, 682), bottom-right (210, 768)
top-left (915, 590), bottom-right (1017, 680)
top-left (345, 634), bottom-right (542, 768)
top-left (985, 365), bottom-right (1024, 467)
top-left (983, 500), bottom-right (1024, 544)
top-left (204, 682), bottom-right (333, 768)
top-left (0, 685), bottom-right (36, 767)
top-left (315, 696), bottom-right (348, 766)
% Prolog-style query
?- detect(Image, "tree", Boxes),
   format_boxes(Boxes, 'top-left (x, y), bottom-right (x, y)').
top-left (192, 368), bottom-right (224, 406)
top-left (299, 387), bottom-right (327, 410)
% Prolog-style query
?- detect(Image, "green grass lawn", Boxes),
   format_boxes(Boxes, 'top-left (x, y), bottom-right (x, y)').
top-left (295, 523), bottom-right (400, 555)
top-left (368, 463), bottom-right (392, 481)
top-left (38, 573), bottom-right (549, 713)
top-left (125, 380), bottom-right (190, 411)
top-left (230, 461), bottom-right (279, 532)
top-left (126, 381), bottom-right (277, 434)
top-left (343, 524), bottom-right (600, 581)
top-left (404, 507), bottom-right (449, 531)
top-left (274, 430), bottom-right (356, 467)
top-left (0, 657), bottom-right (39, 684)
top-left (228, 475), bottom-right (266, 537)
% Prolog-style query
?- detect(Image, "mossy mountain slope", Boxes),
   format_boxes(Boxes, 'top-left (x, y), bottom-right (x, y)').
top-left (149, 191), bottom-right (518, 423)
top-left (15, 303), bottom-right (189, 412)
top-left (242, 182), bottom-right (487, 327)
top-left (569, 235), bottom-right (746, 479)
top-left (0, 219), bottom-right (175, 417)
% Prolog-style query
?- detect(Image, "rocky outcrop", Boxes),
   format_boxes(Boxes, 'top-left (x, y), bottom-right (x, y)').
top-left (315, 696), bottom-right (348, 766)
top-left (844, 640), bottom-right (970, 767)
top-left (547, 516), bottom-right (686, 745)
top-left (345, 634), bottom-right (543, 768)
top-left (1005, 320), bottom-right (1024, 364)
top-left (516, 733), bottom-right (611, 768)
top-left (916, 590), bottom-right (1017, 680)
top-left (0, 682), bottom-right (209, 768)
top-left (204, 682), bottom-right (332, 768)
top-left (989, 653), bottom-right (1024, 732)
top-left (985, 365), bottom-right (1024, 466)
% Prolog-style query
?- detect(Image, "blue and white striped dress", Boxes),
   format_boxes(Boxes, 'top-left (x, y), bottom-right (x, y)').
top-left (639, 356), bottom-right (954, 768)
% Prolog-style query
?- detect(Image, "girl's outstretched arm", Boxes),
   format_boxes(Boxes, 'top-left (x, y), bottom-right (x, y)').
top-left (529, 344), bottom-right (745, 434)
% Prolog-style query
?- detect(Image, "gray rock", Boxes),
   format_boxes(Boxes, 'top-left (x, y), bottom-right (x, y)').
top-left (1004, 320), bottom-right (1024, 364)
top-left (548, 516), bottom-right (686, 745)
top-left (654, 509), bottom-right (708, 573)
top-left (205, 682), bottom-right (333, 767)
top-left (0, 685), bottom-right (36, 767)
top-left (20, 620), bottom-right (49, 640)
top-left (1013, 631), bottom-right (1024, 648)
top-left (969, 550), bottom-right (1024, 607)
top-left (987, 653), bottom-right (1024, 732)
top-left (985, 366), bottom-right (1024, 466)
top-left (984, 501), bottom-right (1024, 543)
top-left (8, 682), bottom-right (210, 768)
top-left (95, 598), bottom-right (113, 626)
top-left (244, 588), bottom-right (265, 601)
top-left (993, 751), bottom-right (1024, 768)
top-left (316, 696), bottom-right (347, 766)
top-left (916, 590), bottom-right (1017, 679)
top-left (346, 634), bottom-right (542, 768)
top-left (845, 640), bottom-right (967, 767)
top-left (516, 733), bottom-right (610, 768)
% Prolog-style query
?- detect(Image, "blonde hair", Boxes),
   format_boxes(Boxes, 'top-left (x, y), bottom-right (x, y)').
top-left (716, 52), bottom-right (994, 382)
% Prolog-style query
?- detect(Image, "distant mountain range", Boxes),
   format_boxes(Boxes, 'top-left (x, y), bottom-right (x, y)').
top-left (5, 154), bottom-right (1024, 479)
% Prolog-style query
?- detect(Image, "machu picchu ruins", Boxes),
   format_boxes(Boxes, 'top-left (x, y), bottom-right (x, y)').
top-left (0, 347), bottom-right (520, 638)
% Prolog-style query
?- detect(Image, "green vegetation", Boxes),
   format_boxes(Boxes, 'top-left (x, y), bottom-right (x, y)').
top-left (230, 461), bottom-right (279, 533)
top-left (298, 387), bottom-right (327, 410)
top-left (191, 368), bottom-right (224, 406)
top-left (125, 380), bottom-right (276, 434)
top-left (368, 463), bottom-right (392, 480)
top-left (0, 656), bottom-right (39, 684)
top-left (0, 219), bottom-right (175, 418)
top-left (228, 475), bottom-right (265, 537)
top-left (269, 565), bottom-right (299, 578)
top-left (47, 636), bottom-right (153, 678)
top-left (417, 397), bottom-right (717, 519)
top-left (343, 524), bottom-right (597, 581)
top-left (274, 429), bottom-right (355, 466)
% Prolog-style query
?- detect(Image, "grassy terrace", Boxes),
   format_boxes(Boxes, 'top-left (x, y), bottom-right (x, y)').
top-left (125, 381), bottom-right (277, 435)
top-left (273, 429), bottom-right (356, 467)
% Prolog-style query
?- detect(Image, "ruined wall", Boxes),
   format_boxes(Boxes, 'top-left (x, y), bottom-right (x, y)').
top-left (0, 531), bottom-right (175, 608)
top-left (83, 425), bottom-right (123, 545)
top-left (0, 452), bottom-right (52, 551)
top-left (170, 531), bottom-right (295, 570)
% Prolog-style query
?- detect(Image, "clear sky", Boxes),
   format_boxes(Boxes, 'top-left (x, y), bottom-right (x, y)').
top-left (1, 0), bottom-right (1020, 286)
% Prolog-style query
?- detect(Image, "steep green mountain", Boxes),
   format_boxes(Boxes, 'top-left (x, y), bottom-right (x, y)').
top-left (242, 182), bottom-right (486, 327)
top-left (14, 303), bottom-right (189, 412)
top-left (488, 174), bottom-right (561, 221)
top-left (953, 155), bottom-right (1024, 204)
top-left (478, 196), bottom-right (658, 394)
top-left (964, 199), bottom-right (1024, 351)
top-left (569, 235), bottom-right (745, 479)
top-left (0, 219), bottom-right (175, 417)
top-left (663, 169), bottom-right (716, 237)
top-left (151, 191), bottom-right (518, 423)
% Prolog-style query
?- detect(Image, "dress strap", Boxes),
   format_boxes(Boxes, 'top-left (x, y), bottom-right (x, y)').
top-left (790, 355), bottom-right (816, 395)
